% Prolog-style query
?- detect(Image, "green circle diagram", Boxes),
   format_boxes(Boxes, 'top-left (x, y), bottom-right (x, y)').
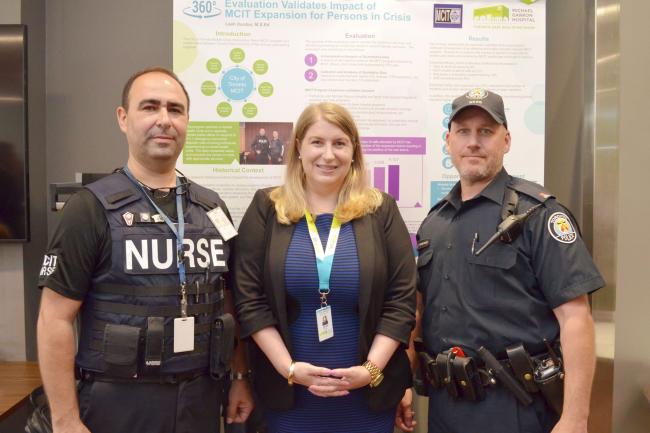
top-left (201, 81), bottom-right (217, 96)
top-left (173, 21), bottom-right (198, 73)
top-left (258, 82), bottom-right (274, 97)
top-left (242, 103), bottom-right (258, 118)
top-left (253, 60), bottom-right (269, 75)
top-left (217, 102), bottom-right (232, 117)
top-left (230, 48), bottom-right (245, 63)
top-left (206, 58), bottom-right (222, 73)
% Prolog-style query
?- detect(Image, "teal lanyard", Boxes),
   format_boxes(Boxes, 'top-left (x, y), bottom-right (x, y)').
top-left (304, 210), bottom-right (341, 307)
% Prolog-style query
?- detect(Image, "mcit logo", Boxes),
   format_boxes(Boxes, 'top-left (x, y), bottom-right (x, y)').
top-left (433, 4), bottom-right (463, 28)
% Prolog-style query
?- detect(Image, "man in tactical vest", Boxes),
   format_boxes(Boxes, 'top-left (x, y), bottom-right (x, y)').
top-left (396, 89), bottom-right (604, 433)
top-left (37, 67), bottom-right (253, 433)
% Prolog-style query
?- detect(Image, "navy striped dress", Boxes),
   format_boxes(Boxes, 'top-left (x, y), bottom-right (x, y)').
top-left (265, 214), bottom-right (394, 433)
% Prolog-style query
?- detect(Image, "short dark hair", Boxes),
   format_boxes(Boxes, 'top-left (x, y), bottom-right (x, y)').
top-left (121, 66), bottom-right (190, 112)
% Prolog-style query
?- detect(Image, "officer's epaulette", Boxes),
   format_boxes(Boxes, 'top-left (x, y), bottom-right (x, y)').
top-left (507, 177), bottom-right (554, 204)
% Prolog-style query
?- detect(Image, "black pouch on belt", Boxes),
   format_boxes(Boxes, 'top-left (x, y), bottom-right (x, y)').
top-left (506, 343), bottom-right (539, 393)
top-left (435, 351), bottom-right (459, 398)
top-left (421, 352), bottom-right (441, 388)
top-left (103, 324), bottom-right (141, 378)
top-left (210, 313), bottom-right (235, 380)
top-left (451, 356), bottom-right (485, 401)
top-left (534, 357), bottom-right (564, 415)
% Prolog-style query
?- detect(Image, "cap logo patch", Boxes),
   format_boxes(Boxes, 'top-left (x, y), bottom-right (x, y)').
top-left (122, 211), bottom-right (134, 226)
top-left (466, 88), bottom-right (488, 101)
top-left (547, 212), bottom-right (577, 244)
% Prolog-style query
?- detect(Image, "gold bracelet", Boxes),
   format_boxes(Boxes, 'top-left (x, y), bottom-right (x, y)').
top-left (287, 361), bottom-right (296, 386)
top-left (362, 360), bottom-right (384, 388)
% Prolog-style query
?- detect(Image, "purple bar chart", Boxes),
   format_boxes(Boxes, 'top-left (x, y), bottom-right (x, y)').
top-left (372, 165), bottom-right (400, 201)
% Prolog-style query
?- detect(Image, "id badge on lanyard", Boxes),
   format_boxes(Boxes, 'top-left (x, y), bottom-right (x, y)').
top-left (305, 210), bottom-right (341, 342)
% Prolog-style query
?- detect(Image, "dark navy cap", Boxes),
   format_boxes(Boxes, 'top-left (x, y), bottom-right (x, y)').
top-left (448, 88), bottom-right (507, 129)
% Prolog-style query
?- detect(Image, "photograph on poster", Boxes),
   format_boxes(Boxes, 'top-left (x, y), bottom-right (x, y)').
top-left (240, 122), bottom-right (293, 165)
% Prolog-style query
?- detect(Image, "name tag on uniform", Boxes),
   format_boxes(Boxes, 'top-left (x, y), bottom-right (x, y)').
top-left (207, 207), bottom-right (238, 241)
top-left (316, 306), bottom-right (334, 342)
top-left (173, 317), bottom-right (195, 353)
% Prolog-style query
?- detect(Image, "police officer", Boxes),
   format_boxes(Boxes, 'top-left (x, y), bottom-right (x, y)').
top-left (397, 89), bottom-right (604, 433)
top-left (37, 67), bottom-right (253, 433)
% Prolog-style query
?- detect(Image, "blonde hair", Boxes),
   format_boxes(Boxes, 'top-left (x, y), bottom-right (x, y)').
top-left (270, 102), bottom-right (382, 224)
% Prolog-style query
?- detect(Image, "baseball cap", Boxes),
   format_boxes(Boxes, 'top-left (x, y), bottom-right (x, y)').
top-left (447, 88), bottom-right (508, 129)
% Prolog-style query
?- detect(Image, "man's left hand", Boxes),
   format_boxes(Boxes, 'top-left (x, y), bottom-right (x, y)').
top-left (395, 388), bottom-right (417, 432)
top-left (226, 378), bottom-right (254, 424)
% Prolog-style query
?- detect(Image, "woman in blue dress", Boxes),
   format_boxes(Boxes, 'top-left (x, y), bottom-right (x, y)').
top-left (233, 102), bottom-right (416, 433)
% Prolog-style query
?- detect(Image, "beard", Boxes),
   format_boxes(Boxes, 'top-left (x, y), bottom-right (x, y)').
top-left (455, 155), bottom-right (503, 185)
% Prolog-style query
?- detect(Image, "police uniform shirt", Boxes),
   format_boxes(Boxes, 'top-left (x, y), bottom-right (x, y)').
top-left (38, 188), bottom-right (180, 299)
top-left (417, 168), bottom-right (605, 357)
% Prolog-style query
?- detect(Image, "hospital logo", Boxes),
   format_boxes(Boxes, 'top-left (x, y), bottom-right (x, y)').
top-left (473, 5), bottom-right (510, 22)
top-left (548, 212), bottom-right (577, 244)
top-left (433, 4), bottom-right (463, 28)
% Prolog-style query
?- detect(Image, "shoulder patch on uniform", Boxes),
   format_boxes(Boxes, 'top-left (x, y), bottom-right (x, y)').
top-left (547, 212), bottom-right (577, 244)
top-left (39, 254), bottom-right (58, 278)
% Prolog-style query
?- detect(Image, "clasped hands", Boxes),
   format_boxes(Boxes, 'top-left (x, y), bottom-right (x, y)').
top-left (288, 361), bottom-right (371, 398)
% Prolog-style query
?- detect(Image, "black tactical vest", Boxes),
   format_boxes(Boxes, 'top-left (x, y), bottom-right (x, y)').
top-left (77, 172), bottom-right (229, 375)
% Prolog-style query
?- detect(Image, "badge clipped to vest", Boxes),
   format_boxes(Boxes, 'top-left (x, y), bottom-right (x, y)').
top-left (174, 316), bottom-right (195, 353)
top-left (207, 207), bottom-right (238, 241)
top-left (174, 283), bottom-right (195, 353)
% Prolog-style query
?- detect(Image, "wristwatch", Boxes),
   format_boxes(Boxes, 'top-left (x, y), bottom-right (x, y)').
top-left (229, 371), bottom-right (250, 381)
top-left (362, 360), bottom-right (384, 388)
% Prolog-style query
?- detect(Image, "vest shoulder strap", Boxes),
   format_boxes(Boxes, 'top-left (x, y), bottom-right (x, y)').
top-left (85, 172), bottom-right (140, 210)
top-left (188, 182), bottom-right (228, 214)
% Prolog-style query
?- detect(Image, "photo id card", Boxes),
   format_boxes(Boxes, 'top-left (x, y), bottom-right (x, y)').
top-left (173, 316), bottom-right (195, 353)
top-left (207, 207), bottom-right (238, 241)
top-left (316, 306), bottom-right (334, 342)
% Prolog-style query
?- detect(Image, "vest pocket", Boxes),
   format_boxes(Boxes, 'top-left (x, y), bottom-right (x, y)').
top-left (103, 324), bottom-right (141, 378)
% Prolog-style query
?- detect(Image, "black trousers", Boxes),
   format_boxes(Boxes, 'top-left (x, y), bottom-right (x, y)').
top-left (427, 386), bottom-right (559, 433)
top-left (79, 375), bottom-right (223, 433)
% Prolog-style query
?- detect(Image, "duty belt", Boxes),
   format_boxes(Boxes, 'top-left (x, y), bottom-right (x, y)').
top-left (415, 341), bottom-right (564, 414)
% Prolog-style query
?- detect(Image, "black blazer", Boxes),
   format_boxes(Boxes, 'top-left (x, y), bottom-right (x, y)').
top-left (233, 188), bottom-right (416, 411)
